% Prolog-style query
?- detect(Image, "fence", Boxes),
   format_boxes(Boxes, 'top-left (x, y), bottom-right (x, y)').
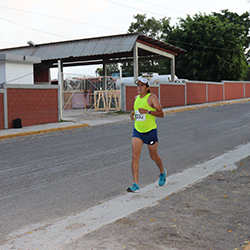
top-left (60, 73), bottom-right (120, 113)
top-left (1, 78), bottom-right (250, 130)
top-left (121, 80), bottom-right (250, 111)
top-left (62, 90), bottom-right (121, 112)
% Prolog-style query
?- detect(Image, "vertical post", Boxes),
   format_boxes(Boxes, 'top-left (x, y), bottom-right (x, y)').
top-left (171, 57), bottom-right (175, 82)
top-left (133, 42), bottom-right (138, 81)
top-left (103, 62), bottom-right (108, 111)
top-left (118, 63), bottom-right (122, 80)
top-left (103, 63), bottom-right (107, 90)
top-left (120, 83), bottom-right (126, 112)
top-left (58, 59), bottom-right (63, 121)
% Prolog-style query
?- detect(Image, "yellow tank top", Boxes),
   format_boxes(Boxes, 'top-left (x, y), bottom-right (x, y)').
top-left (134, 93), bottom-right (157, 133)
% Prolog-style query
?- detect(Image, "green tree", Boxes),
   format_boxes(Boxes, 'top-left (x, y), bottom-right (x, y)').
top-left (165, 10), bottom-right (250, 81)
top-left (95, 64), bottom-right (119, 76)
top-left (128, 14), bottom-right (171, 40)
top-left (123, 14), bottom-right (172, 76)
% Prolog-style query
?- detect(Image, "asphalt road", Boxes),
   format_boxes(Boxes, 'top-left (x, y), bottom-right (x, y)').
top-left (1, 102), bottom-right (250, 243)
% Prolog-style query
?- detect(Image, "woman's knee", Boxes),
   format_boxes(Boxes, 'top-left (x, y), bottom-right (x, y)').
top-left (150, 153), bottom-right (157, 161)
top-left (150, 153), bottom-right (161, 162)
top-left (132, 153), bottom-right (140, 162)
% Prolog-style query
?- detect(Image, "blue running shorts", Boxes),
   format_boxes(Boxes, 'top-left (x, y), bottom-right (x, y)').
top-left (133, 127), bottom-right (158, 145)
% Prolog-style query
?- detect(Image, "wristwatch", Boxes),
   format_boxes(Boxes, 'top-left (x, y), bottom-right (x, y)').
top-left (147, 110), bottom-right (151, 115)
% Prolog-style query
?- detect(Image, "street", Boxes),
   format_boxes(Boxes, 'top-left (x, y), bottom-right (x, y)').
top-left (1, 102), bottom-right (250, 244)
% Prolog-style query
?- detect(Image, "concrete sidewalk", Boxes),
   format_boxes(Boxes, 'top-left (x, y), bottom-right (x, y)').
top-left (1, 98), bottom-right (250, 140)
top-left (60, 156), bottom-right (250, 250)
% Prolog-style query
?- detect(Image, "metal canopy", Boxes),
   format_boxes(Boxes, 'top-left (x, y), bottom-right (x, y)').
top-left (0, 33), bottom-right (186, 120)
top-left (0, 33), bottom-right (186, 69)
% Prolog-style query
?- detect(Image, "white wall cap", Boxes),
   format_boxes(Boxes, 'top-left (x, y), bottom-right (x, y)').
top-left (0, 53), bottom-right (41, 64)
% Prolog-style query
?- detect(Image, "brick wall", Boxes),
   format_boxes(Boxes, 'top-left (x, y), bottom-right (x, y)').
top-left (208, 84), bottom-right (223, 102)
top-left (186, 82), bottom-right (206, 104)
top-left (160, 84), bottom-right (185, 107)
top-left (7, 87), bottom-right (58, 128)
top-left (125, 86), bottom-right (159, 111)
top-left (123, 81), bottom-right (250, 112)
top-left (125, 86), bottom-right (138, 111)
top-left (224, 82), bottom-right (244, 100)
top-left (0, 91), bottom-right (4, 130)
top-left (245, 83), bottom-right (250, 98)
top-left (149, 86), bottom-right (159, 97)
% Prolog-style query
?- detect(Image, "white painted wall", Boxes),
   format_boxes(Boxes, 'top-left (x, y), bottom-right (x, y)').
top-left (5, 62), bottom-right (34, 84)
top-left (0, 54), bottom-right (41, 85)
top-left (0, 62), bottom-right (6, 84)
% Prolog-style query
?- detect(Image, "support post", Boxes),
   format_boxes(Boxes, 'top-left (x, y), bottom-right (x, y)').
top-left (58, 59), bottom-right (63, 121)
top-left (171, 57), bottom-right (175, 82)
top-left (103, 63), bottom-right (107, 90)
top-left (120, 83), bottom-right (126, 112)
top-left (118, 63), bottom-right (122, 80)
top-left (133, 42), bottom-right (138, 81)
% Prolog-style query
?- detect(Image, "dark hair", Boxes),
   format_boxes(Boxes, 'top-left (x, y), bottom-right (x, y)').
top-left (147, 89), bottom-right (150, 93)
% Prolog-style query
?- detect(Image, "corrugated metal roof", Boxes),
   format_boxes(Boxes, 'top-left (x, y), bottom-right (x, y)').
top-left (0, 33), bottom-right (186, 63)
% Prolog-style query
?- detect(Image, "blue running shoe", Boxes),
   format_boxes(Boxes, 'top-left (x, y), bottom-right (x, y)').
top-left (159, 169), bottom-right (166, 186)
top-left (127, 183), bottom-right (140, 193)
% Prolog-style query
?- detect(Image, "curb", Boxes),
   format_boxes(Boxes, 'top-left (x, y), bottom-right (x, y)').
top-left (164, 98), bottom-right (250, 114)
top-left (0, 123), bottom-right (89, 140)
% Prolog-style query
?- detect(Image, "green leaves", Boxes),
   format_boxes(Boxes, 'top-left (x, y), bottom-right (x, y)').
top-left (128, 14), bottom-right (171, 40)
top-left (165, 10), bottom-right (250, 81)
top-left (125, 10), bottom-right (249, 81)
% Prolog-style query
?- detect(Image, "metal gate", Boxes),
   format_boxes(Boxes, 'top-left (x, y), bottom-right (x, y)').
top-left (60, 73), bottom-right (120, 114)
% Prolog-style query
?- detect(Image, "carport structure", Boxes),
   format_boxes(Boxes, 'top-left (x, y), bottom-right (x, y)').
top-left (0, 33), bottom-right (186, 87)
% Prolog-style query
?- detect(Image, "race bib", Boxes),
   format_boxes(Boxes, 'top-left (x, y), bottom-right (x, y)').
top-left (135, 110), bottom-right (146, 121)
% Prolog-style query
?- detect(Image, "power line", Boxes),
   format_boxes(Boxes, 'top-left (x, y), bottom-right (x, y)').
top-left (100, 0), bottom-right (172, 19)
top-left (0, 16), bottom-right (70, 39)
top-left (102, 0), bottom-right (247, 30)
top-left (0, 4), bottom-right (123, 32)
top-left (136, 0), bottom-right (188, 15)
